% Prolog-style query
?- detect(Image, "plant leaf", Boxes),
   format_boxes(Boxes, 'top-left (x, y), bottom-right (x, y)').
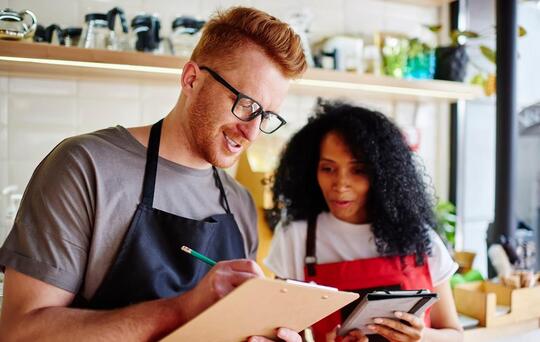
top-left (480, 45), bottom-right (496, 64)
top-left (425, 24), bottom-right (442, 33)
top-left (519, 26), bottom-right (527, 37)
top-left (470, 73), bottom-right (486, 86)
top-left (460, 31), bottom-right (480, 39)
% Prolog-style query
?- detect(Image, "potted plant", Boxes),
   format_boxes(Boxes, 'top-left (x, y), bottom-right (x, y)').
top-left (469, 26), bottom-right (526, 96)
top-left (428, 25), bottom-right (527, 85)
top-left (427, 25), bottom-right (479, 82)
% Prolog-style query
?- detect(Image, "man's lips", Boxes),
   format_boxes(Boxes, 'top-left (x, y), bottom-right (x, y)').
top-left (223, 132), bottom-right (243, 153)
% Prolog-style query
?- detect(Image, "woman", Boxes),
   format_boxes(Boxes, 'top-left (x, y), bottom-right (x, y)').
top-left (265, 102), bottom-right (463, 342)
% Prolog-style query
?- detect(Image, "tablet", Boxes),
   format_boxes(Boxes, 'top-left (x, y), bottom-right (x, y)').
top-left (339, 290), bottom-right (439, 336)
top-left (161, 278), bottom-right (359, 342)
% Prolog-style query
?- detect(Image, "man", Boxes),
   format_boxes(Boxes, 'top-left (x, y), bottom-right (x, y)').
top-left (0, 7), bottom-right (306, 341)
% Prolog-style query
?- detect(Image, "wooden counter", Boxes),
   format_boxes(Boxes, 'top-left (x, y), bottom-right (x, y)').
top-left (464, 318), bottom-right (540, 342)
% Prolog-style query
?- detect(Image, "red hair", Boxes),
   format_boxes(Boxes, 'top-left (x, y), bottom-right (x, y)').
top-left (191, 7), bottom-right (307, 79)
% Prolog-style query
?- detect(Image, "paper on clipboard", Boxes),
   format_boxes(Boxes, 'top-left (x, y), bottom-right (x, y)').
top-left (339, 291), bottom-right (438, 335)
top-left (161, 278), bottom-right (359, 342)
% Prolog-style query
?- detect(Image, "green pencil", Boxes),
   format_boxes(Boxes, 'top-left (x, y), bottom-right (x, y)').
top-left (181, 245), bottom-right (217, 266)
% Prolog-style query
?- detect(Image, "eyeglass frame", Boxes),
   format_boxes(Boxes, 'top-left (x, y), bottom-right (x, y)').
top-left (199, 66), bottom-right (287, 134)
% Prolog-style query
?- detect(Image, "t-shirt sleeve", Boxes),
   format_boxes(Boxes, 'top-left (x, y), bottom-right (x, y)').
top-left (0, 137), bottom-right (95, 293)
top-left (264, 222), bottom-right (299, 279)
top-left (428, 231), bottom-right (459, 287)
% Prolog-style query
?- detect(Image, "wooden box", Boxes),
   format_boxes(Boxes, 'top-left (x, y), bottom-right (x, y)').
top-left (454, 281), bottom-right (540, 327)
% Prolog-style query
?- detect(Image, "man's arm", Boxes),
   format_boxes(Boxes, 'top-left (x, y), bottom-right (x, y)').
top-left (0, 259), bottom-right (266, 341)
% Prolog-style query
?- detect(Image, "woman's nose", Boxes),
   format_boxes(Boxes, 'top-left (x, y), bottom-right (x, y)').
top-left (332, 173), bottom-right (350, 191)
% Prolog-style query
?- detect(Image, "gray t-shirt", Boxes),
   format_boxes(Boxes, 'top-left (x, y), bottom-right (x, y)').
top-left (0, 126), bottom-right (258, 300)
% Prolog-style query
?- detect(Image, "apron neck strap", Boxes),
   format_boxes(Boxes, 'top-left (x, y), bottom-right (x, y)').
top-left (141, 119), bottom-right (232, 214)
top-left (141, 119), bottom-right (163, 207)
top-left (212, 166), bottom-right (232, 214)
top-left (305, 214), bottom-right (318, 277)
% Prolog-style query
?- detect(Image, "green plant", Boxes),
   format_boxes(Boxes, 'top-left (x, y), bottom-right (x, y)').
top-left (435, 201), bottom-right (457, 250)
top-left (426, 24), bottom-right (527, 95)
top-left (425, 25), bottom-right (480, 47)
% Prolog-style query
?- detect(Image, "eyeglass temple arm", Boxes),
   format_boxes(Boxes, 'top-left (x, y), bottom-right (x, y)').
top-left (199, 66), bottom-right (239, 96)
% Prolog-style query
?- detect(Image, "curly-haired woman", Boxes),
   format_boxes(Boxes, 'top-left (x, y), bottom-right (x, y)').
top-left (265, 102), bottom-right (463, 342)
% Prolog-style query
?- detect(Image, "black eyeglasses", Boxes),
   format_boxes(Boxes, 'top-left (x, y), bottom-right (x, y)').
top-left (199, 66), bottom-right (286, 134)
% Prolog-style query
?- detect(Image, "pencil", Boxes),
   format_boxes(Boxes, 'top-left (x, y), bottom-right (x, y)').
top-left (181, 245), bottom-right (217, 266)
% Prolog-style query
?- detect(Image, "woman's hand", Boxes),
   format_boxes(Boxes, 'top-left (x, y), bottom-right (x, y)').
top-left (368, 311), bottom-right (424, 341)
top-left (326, 325), bottom-right (368, 342)
top-left (248, 328), bottom-right (301, 342)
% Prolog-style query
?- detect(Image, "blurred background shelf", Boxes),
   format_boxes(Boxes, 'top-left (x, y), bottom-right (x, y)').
top-left (384, 0), bottom-right (453, 6)
top-left (0, 40), bottom-right (482, 102)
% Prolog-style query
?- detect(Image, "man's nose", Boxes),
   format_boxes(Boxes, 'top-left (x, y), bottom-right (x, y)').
top-left (238, 117), bottom-right (261, 142)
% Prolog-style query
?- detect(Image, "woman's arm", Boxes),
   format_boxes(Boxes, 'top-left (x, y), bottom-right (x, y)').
top-left (422, 280), bottom-right (464, 342)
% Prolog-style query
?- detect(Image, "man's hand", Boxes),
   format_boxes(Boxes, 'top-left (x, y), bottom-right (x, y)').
top-left (182, 259), bottom-right (264, 318)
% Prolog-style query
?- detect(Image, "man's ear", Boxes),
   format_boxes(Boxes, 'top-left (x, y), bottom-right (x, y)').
top-left (181, 61), bottom-right (200, 96)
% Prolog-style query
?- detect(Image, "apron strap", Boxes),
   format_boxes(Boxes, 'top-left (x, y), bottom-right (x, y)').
top-left (141, 119), bottom-right (163, 207)
top-left (305, 215), bottom-right (318, 277)
top-left (212, 166), bottom-right (232, 214)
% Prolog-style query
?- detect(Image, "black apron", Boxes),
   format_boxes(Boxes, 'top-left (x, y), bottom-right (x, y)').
top-left (76, 119), bottom-right (246, 309)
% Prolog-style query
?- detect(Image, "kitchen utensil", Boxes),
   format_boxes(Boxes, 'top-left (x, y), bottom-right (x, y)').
top-left (170, 16), bottom-right (204, 57)
top-left (0, 8), bottom-right (37, 40)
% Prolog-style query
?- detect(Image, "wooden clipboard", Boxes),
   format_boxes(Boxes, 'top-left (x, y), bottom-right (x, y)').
top-left (161, 278), bottom-right (359, 341)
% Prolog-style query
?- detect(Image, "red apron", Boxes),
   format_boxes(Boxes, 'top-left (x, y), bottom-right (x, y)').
top-left (303, 216), bottom-right (433, 342)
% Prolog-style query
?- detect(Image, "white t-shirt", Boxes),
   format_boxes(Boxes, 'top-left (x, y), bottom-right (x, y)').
top-left (264, 212), bottom-right (458, 287)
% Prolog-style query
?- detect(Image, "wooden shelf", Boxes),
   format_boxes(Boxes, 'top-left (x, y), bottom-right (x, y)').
top-left (0, 40), bottom-right (482, 102)
top-left (384, 0), bottom-right (453, 6)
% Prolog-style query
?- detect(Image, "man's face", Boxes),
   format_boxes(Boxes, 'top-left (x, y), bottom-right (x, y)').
top-left (185, 48), bottom-right (290, 168)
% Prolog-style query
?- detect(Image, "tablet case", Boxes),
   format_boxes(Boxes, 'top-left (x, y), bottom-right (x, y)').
top-left (339, 290), bottom-right (439, 335)
top-left (161, 278), bottom-right (359, 341)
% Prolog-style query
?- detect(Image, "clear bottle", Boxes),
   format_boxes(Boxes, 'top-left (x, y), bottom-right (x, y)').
top-left (170, 16), bottom-right (205, 58)
top-left (79, 13), bottom-right (109, 49)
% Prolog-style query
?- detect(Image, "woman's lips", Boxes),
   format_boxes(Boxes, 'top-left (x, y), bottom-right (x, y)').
top-left (331, 200), bottom-right (353, 208)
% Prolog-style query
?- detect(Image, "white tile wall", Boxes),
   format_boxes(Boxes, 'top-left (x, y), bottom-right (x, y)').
top-left (0, 125), bottom-right (7, 161)
top-left (0, 76), bottom-right (7, 93)
top-left (140, 80), bottom-right (179, 101)
top-left (0, 162), bottom-right (8, 242)
top-left (8, 127), bottom-right (74, 163)
top-left (0, 93), bottom-right (7, 126)
top-left (7, 161), bottom-right (36, 195)
top-left (343, 0), bottom-right (385, 40)
top-left (141, 99), bottom-right (174, 125)
top-left (77, 98), bottom-right (141, 133)
top-left (9, 0), bottom-right (79, 27)
top-left (78, 79), bottom-right (140, 100)
top-left (8, 77), bottom-right (77, 96)
top-left (8, 95), bottom-right (77, 128)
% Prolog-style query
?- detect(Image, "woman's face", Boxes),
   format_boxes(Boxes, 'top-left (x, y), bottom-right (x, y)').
top-left (317, 131), bottom-right (370, 224)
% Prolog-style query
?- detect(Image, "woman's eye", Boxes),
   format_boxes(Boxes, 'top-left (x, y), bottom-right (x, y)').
top-left (320, 166), bottom-right (333, 173)
top-left (353, 167), bottom-right (366, 175)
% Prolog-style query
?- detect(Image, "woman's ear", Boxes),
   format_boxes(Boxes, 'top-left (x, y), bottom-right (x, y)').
top-left (180, 61), bottom-right (200, 96)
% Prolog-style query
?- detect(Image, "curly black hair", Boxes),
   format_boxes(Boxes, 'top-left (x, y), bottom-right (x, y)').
top-left (271, 101), bottom-right (435, 258)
